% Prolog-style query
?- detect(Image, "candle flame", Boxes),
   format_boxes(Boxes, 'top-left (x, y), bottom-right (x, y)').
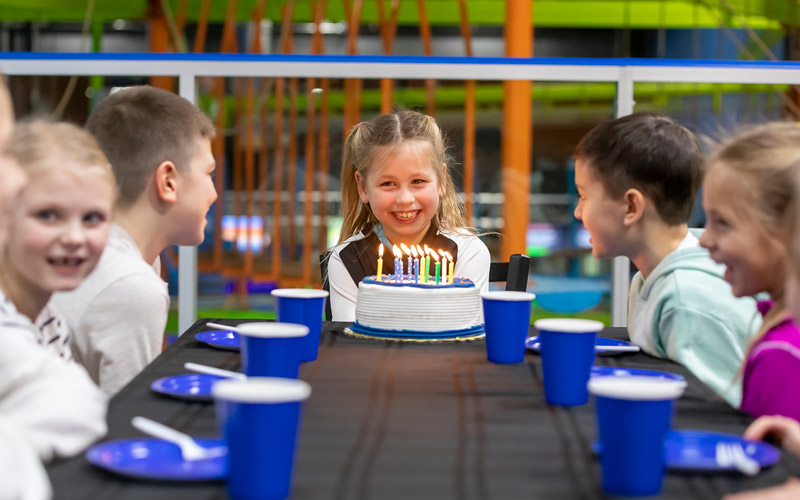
top-left (424, 244), bottom-right (430, 254)
top-left (410, 246), bottom-right (418, 257)
top-left (445, 251), bottom-right (453, 261)
top-left (431, 251), bottom-right (440, 262)
top-left (416, 244), bottom-right (424, 256)
top-left (392, 245), bottom-right (401, 258)
top-left (378, 243), bottom-right (384, 257)
top-left (438, 249), bottom-right (446, 258)
top-left (400, 243), bottom-right (411, 255)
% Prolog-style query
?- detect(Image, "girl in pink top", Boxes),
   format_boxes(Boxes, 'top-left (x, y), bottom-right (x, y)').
top-left (700, 122), bottom-right (800, 422)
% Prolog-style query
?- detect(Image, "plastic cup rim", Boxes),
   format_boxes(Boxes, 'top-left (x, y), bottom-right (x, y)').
top-left (588, 375), bottom-right (687, 401)
top-left (236, 322), bottom-right (309, 338)
top-left (480, 291), bottom-right (536, 302)
top-left (270, 288), bottom-right (330, 299)
top-left (212, 377), bottom-right (311, 403)
top-left (534, 318), bottom-right (605, 333)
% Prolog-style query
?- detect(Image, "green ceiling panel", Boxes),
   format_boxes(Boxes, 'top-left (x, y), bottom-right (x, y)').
top-left (0, 0), bottom-right (788, 30)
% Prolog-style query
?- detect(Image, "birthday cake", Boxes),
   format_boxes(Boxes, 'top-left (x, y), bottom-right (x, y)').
top-left (346, 275), bottom-right (485, 342)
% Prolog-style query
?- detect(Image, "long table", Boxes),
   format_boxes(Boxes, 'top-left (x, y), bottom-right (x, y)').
top-left (48, 321), bottom-right (800, 499)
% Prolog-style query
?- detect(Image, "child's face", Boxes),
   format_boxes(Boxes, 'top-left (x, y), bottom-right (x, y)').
top-left (356, 144), bottom-right (442, 246)
top-left (573, 159), bottom-right (628, 259)
top-left (170, 137), bottom-right (217, 246)
top-left (700, 164), bottom-right (786, 297)
top-left (5, 168), bottom-right (114, 294)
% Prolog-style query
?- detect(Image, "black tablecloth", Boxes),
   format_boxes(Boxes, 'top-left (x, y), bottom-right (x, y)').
top-left (47, 321), bottom-right (800, 499)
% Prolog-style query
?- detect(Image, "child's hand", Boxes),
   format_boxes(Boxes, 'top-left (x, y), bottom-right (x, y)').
top-left (744, 416), bottom-right (800, 457)
top-left (723, 477), bottom-right (800, 500)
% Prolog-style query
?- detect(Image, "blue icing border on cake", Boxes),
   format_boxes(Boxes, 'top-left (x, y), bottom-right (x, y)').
top-left (362, 275), bottom-right (475, 288)
top-left (350, 322), bottom-right (485, 339)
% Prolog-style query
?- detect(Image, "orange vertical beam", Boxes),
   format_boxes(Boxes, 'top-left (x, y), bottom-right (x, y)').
top-left (193, 0), bottom-right (212, 53)
top-left (343, 0), bottom-right (363, 133)
top-left (271, 1), bottom-right (296, 282)
top-left (271, 77), bottom-right (285, 281)
top-left (416, 0), bottom-right (435, 115)
top-left (306, 0), bottom-right (327, 282)
top-left (458, 0), bottom-right (475, 224)
top-left (313, 1), bottom-right (330, 259)
top-left (174, 0), bottom-right (188, 51)
top-left (378, 0), bottom-right (400, 114)
top-left (284, 2), bottom-right (299, 263)
top-left (318, 79), bottom-right (330, 257)
top-left (288, 78), bottom-right (299, 261)
top-left (148, 0), bottom-right (174, 91)
top-left (501, 0), bottom-right (533, 259)
top-left (303, 79), bottom-right (317, 285)
top-left (211, 78), bottom-right (226, 271)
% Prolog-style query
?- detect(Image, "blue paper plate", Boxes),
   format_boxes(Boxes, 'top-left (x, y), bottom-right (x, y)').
top-left (195, 330), bottom-right (240, 351)
top-left (589, 365), bottom-right (685, 381)
top-left (666, 430), bottom-right (781, 471)
top-left (593, 430), bottom-right (781, 472)
top-left (86, 438), bottom-right (228, 481)
top-left (525, 336), bottom-right (639, 356)
top-left (151, 374), bottom-right (225, 402)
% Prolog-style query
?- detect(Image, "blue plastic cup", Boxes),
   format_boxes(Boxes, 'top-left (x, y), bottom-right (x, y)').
top-left (271, 289), bottom-right (329, 362)
top-left (237, 322), bottom-right (308, 379)
top-left (213, 378), bottom-right (311, 500)
top-left (588, 376), bottom-right (687, 497)
top-left (535, 318), bottom-right (604, 406)
top-left (480, 291), bottom-right (536, 364)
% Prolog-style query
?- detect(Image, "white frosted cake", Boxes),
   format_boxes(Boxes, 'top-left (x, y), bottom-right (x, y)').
top-left (346, 275), bottom-right (485, 342)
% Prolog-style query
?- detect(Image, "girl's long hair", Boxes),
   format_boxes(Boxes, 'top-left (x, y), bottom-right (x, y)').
top-left (338, 110), bottom-right (469, 245)
top-left (709, 121), bottom-right (800, 366)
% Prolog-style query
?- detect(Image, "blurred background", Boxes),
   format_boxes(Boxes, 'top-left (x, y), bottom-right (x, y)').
top-left (2, 0), bottom-right (797, 335)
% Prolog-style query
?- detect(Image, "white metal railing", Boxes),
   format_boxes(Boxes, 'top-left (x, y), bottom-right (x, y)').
top-left (3, 53), bottom-right (800, 332)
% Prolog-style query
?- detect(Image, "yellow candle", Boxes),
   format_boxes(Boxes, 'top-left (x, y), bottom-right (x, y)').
top-left (376, 243), bottom-right (384, 281)
top-left (446, 251), bottom-right (454, 283)
top-left (416, 245), bottom-right (424, 282)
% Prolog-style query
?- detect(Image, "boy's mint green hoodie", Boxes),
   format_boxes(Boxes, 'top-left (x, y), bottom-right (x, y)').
top-left (627, 229), bottom-right (760, 407)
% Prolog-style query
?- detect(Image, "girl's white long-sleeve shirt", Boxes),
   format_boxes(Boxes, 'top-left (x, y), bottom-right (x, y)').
top-left (0, 293), bottom-right (108, 500)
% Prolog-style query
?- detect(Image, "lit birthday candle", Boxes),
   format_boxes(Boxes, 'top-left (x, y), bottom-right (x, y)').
top-left (376, 243), bottom-right (384, 281)
top-left (410, 245), bottom-right (420, 283)
top-left (416, 245), bottom-right (425, 283)
top-left (432, 251), bottom-right (441, 284)
top-left (400, 243), bottom-right (412, 280)
top-left (424, 245), bottom-right (432, 283)
top-left (445, 251), bottom-right (454, 283)
top-left (392, 245), bottom-right (402, 283)
top-left (438, 249), bottom-right (448, 283)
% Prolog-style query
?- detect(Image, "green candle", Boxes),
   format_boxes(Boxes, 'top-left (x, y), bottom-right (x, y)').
top-left (425, 255), bottom-right (430, 282)
top-left (435, 261), bottom-right (441, 284)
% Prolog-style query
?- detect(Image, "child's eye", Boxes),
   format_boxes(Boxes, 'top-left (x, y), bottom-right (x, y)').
top-left (380, 181), bottom-right (394, 187)
top-left (83, 212), bottom-right (107, 224)
top-left (412, 179), bottom-right (427, 185)
top-left (36, 209), bottom-right (58, 221)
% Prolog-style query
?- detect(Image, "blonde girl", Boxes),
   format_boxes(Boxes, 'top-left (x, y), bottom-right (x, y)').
top-left (0, 120), bottom-right (116, 359)
top-left (327, 110), bottom-right (490, 321)
top-left (699, 121), bottom-right (800, 421)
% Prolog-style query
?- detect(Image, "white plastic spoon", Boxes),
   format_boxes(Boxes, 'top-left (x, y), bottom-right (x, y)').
top-left (595, 345), bottom-right (641, 353)
top-left (131, 416), bottom-right (227, 461)
top-left (184, 362), bottom-right (246, 381)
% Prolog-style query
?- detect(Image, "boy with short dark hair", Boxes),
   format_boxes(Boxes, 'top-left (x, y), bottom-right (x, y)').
top-left (573, 111), bottom-right (759, 406)
top-left (52, 85), bottom-right (218, 395)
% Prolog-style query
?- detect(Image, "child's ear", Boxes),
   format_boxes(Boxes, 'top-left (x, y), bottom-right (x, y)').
top-left (154, 160), bottom-right (178, 204)
top-left (355, 172), bottom-right (369, 204)
top-left (622, 188), bottom-right (646, 226)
